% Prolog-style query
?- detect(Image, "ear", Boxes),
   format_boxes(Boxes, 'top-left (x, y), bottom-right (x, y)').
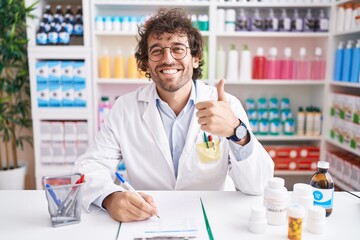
top-left (192, 57), bottom-right (199, 69)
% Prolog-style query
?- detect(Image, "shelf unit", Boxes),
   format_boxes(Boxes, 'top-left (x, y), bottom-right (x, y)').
top-left (322, 0), bottom-right (360, 191)
top-left (26, 0), bottom-right (360, 189)
top-left (26, 0), bottom-right (94, 189)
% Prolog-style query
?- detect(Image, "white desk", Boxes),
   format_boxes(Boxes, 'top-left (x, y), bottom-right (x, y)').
top-left (1, 191), bottom-right (359, 240)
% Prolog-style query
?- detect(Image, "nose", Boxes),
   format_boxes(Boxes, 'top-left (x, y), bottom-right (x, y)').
top-left (161, 47), bottom-right (175, 64)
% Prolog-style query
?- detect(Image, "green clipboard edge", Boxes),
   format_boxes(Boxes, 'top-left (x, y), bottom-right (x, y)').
top-left (200, 198), bottom-right (214, 240)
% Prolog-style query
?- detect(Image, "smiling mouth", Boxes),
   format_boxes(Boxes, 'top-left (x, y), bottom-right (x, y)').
top-left (160, 69), bottom-right (180, 75)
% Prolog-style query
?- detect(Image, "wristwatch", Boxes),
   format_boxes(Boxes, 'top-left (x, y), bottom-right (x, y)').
top-left (227, 120), bottom-right (248, 142)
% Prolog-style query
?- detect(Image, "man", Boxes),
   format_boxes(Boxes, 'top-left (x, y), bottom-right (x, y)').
top-left (73, 8), bottom-right (274, 222)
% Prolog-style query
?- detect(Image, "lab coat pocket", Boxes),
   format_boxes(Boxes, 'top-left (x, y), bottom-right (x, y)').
top-left (196, 133), bottom-right (221, 164)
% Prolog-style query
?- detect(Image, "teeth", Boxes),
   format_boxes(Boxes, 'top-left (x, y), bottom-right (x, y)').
top-left (162, 69), bottom-right (177, 74)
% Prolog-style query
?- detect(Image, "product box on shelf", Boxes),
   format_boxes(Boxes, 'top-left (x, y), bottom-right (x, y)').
top-left (273, 158), bottom-right (298, 171)
top-left (40, 141), bottom-right (52, 164)
top-left (48, 61), bottom-right (62, 107)
top-left (350, 160), bottom-right (360, 190)
top-left (36, 61), bottom-right (49, 107)
top-left (354, 95), bottom-right (360, 124)
top-left (65, 141), bottom-right (77, 164)
top-left (352, 122), bottom-right (360, 152)
top-left (73, 61), bottom-right (86, 107)
top-left (61, 61), bottom-right (75, 107)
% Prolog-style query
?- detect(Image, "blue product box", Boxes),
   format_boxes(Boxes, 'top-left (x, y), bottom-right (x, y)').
top-left (61, 61), bottom-right (74, 107)
top-left (36, 61), bottom-right (49, 107)
top-left (73, 61), bottom-right (86, 107)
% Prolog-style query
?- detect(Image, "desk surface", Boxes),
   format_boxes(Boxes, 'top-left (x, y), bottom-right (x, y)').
top-left (1, 191), bottom-right (359, 240)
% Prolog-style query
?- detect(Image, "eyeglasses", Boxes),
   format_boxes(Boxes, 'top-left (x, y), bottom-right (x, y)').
top-left (148, 43), bottom-right (190, 62)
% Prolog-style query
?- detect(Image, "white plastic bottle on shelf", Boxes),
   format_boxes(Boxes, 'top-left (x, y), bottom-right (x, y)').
top-left (216, 9), bottom-right (225, 33)
top-left (216, 45), bottom-right (226, 79)
top-left (226, 44), bottom-right (239, 82)
top-left (113, 16), bottom-right (121, 32)
top-left (344, 3), bottom-right (354, 31)
top-left (239, 44), bottom-right (252, 81)
top-left (264, 177), bottom-right (288, 226)
top-left (225, 9), bottom-right (236, 32)
top-left (305, 106), bottom-right (315, 136)
top-left (337, 4), bottom-right (345, 32)
top-left (95, 16), bottom-right (104, 32)
top-left (313, 107), bottom-right (322, 136)
top-left (104, 16), bottom-right (112, 32)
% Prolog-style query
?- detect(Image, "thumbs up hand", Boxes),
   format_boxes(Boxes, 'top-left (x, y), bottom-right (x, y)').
top-left (195, 79), bottom-right (240, 137)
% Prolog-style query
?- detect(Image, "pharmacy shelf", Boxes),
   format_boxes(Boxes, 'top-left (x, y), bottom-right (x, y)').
top-left (257, 135), bottom-right (322, 141)
top-left (215, 2), bottom-right (331, 8)
top-left (216, 32), bottom-right (330, 38)
top-left (334, 29), bottom-right (360, 37)
top-left (332, 176), bottom-right (354, 191)
top-left (225, 80), bottom-right (326, 85)
top-left (330, 81), bottom-right (360, 88)
top-left (35, 109), bottom-right (92, 120)
top-left (28, 46), bottom-right (91, 57)
top-left (94, 31), bottom-right (210, 37)
top-left (274, 170), bottom-right (314, 176)
top-left (326, 138), bottom-right (360, 158)
top-left (93, 1), bottom-right (210, 7)
top-left (96, 78), bottom-right (150, 84)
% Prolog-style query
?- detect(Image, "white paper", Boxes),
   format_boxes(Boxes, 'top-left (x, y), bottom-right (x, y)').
top-left (118, 192), bottom-right (208, 239)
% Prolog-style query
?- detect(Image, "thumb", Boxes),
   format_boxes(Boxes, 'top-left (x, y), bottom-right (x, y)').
top-left (217, 79), bottom-right (227, 102)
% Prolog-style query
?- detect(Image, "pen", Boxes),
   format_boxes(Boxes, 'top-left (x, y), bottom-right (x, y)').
top-left (45, 183), bottom-right (61, 207)
top-left (57, 174), bottom-right (85, 215)
top-left (115, 172), bottom-right (160, 218)
top-left (203, 132), bottom-right (209, 148)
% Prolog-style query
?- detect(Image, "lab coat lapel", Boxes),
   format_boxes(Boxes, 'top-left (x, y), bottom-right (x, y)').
top-left (140, 84), bottom-right (174, 172)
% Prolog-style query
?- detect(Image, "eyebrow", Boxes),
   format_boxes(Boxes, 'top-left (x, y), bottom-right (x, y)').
top-left (148, 41), bottom-right (190, 50)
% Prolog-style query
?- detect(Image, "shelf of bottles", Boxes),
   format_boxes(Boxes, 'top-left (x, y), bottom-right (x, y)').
top-left (36, 4), bottom-right (84, 46)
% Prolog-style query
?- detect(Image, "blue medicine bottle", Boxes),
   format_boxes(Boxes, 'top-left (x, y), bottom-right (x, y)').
top-left (342, 40), bottom-right (354, 82)
top-left (333, 41), bottom-right (344, 81)
top-left (350, 39), bottom-right (360, 83)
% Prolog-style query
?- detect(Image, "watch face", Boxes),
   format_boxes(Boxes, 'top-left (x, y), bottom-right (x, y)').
top-left (235, 124), bottom-right (247, 140)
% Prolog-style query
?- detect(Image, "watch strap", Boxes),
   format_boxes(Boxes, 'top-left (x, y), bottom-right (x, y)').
top-left (226, 120), bottom-right (247, 142)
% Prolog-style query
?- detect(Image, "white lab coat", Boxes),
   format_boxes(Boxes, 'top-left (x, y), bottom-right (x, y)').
top-left (73, 81), bottom-right (274, 211)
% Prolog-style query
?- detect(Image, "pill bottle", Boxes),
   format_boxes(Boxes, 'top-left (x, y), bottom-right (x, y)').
top-left (307, 205), bottom-right (326, 234)
top-left (310, 161), bottom-right (334, 217)
top-left (248, 205), bottom-right (267, 234)
top-left (264, 177), bottom-right (288, 225)
top-left (292, 183), bottom-right (313, 221)
top-left (287, 204), bottom-right (305, 240)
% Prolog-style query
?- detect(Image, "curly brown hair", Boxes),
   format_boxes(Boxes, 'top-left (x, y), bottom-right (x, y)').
top-left (135, 8), bottom-right (204, 80)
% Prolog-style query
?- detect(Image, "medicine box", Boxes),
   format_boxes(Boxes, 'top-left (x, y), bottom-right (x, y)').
top-left (64, 122), bottom-right (77, 142)
top-left (76, 121), bottom-right (88, 141)
top-left (51, 121), bottom-right (64, 142)
top-left (61, 61), bottom-right (74, 107)
top-left (65, 141), bottom-right (77, 164)
top-left (36, 61), bottom-right (49, 107)
top-left (73, 61), bottom-right (86, 107)
top-left (40, 141), bottom-right (52, 165)
top-left (40, 121), bottom-right (52, 141)
top-left (52, 141), bottom-right (65, 164)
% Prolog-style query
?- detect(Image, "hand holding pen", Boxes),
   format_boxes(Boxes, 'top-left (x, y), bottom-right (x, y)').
top-left (116, 172), bottom-right (160, 219)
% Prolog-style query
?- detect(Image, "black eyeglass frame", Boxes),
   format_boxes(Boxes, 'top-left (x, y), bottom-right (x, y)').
top-left (148, 43), bottom-right (191, 62)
